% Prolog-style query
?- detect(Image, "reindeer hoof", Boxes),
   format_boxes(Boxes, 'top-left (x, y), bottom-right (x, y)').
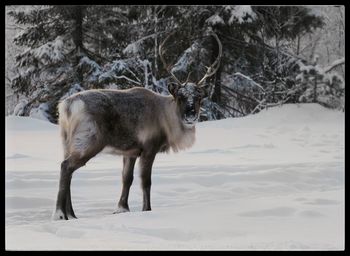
top-left (52, 209), bottom-right (67, 220)
top-left (113, 206), bottom-right (130, 214)
top-left (52, 210), bottom-right (77, 220)
top-left (67, 214), bottom-right (77, 220)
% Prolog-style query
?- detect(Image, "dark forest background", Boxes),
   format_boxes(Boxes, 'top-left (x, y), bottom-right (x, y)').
top-left (5, 5), bottom-right (345, 123)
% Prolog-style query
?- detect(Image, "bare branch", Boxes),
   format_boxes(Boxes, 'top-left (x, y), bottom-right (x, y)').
top-left (232, 72), bottom-right (265, 92)
top-left (114, 75), bottom-right (142, 86)
top-left (323, 57), bottom-right (345, 73)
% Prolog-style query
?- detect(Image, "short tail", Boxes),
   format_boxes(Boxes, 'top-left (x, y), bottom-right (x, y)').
top-left (58, 98), bottom-right (86, 159)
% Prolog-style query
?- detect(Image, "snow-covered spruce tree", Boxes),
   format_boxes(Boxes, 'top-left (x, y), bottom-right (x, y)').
top-left (119, 6), bottom-right (201, 94)
top-left (106, 5), bottom-right (222, 117)
top-left (203, 6), bottom-right (262, 118)
top-left (292, 6), bottom-right (344, 75)
top-left (7, 5), bottom-right (338, 123)
top-left (246, 6), bottom-right (324, 105)
top-left (130, 5), bottom-right (246, 120)
top-left (164, 6), bottom-right (325, 118)
top-left (5, 5), bottom-right (27, 115)
top-left (8, 5), bottom-right (128, 123)
top-left (295, 59), bottom-right (344, 110)
top-left (8, 5), bottom-right (208, 122)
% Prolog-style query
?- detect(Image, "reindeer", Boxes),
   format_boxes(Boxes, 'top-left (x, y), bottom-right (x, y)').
top-left (52, 31), bottom-right (222, 220)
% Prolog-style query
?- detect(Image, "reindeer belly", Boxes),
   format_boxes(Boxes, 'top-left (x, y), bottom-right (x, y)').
top-left (101, 145), bottom-right (141, 157)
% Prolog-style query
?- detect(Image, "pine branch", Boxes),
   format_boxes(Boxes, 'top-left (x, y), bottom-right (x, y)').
top-left (221, 103), bottom-right (245, 115)
top-left (221, 84), bottom-right (259, 104)
top-left (82, 47), bottom-right (111, 63)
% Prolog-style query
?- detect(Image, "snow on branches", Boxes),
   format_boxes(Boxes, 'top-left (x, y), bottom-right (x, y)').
top-left (295, 59), bottom-right (344, 109)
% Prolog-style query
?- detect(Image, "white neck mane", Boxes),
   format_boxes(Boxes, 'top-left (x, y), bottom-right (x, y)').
top-left (161, 97), bottom-right (196, 153)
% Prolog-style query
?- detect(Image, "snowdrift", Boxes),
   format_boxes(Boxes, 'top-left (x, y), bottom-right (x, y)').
top-left (5, 103), bottom-right (344, 250)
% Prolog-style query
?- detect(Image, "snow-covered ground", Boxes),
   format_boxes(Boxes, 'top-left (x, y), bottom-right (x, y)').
top-left (5, 103), bottom-right (344, 250)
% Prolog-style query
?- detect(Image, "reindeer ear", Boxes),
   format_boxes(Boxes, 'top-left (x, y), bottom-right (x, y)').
top-left (168, 83), bottom-right (180, 97)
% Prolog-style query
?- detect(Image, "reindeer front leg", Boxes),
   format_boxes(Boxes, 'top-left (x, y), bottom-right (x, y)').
top-left (115, 156), bottom-right (136, 213)
top-left (139, 151), bottom-right (156, 211)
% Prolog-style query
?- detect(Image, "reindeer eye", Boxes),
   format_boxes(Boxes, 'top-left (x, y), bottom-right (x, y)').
top-left (177, 94), bottom-right (185, 100)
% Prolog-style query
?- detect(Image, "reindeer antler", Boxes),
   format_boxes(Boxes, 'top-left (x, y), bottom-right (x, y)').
top-left (197, 32), bottom-right (222, 86)
top-left (159, 31), bottom-right (222, 87)
top-left (159, 30), bottom-right (183, 85)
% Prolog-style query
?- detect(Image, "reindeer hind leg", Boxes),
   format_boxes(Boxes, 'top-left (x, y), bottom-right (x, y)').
top-left (53, 121), bottom-right (104, 220)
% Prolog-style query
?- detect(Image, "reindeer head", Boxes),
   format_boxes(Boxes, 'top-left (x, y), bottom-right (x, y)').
top-left (159, 31), bottom-right (222, 127)
top-left (167, 82), bottom-right (207, 126)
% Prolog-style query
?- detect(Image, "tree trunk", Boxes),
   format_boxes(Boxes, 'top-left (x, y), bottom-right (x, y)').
top-left (274, 36), bottom-right (280, 103)
top-left (72, 6), bottom-right (84, 85)
top-left (275, 35), bottom-right (280, 68)
top-left (326, 46), bottom-right (330, 65)
top-left (313, 77), bottom-right (317, 103)
top-left (210, 32), bottom-right (221, 104)
top-left (72, 6), bottom-right (84, 51)
top-left (296, 35), bottom-right (300, 55)
top-left (153, 6), bottom-right (158, 80)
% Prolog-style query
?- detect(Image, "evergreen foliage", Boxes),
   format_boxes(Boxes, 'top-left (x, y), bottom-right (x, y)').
top-left (7, 5), bottom-right (342, 123)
